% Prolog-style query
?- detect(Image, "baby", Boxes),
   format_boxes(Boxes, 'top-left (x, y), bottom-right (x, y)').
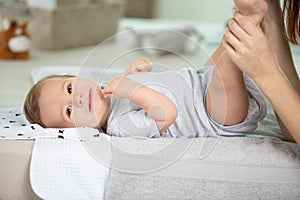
top-left (24, 0), bottom-right (268, 138)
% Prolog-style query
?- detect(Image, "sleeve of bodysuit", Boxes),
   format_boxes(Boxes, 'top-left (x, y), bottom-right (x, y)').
top-left (108, 109), bottom-right (161, 138)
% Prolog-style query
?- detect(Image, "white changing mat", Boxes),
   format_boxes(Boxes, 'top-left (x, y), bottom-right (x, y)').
top-left (0, 107), bottom-right (111, 200)
top-left (30, 131), bottom-right (111, 200)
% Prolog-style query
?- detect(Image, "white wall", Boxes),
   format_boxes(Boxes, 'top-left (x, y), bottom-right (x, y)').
top-left (154, 0), bottom-right (235, 22)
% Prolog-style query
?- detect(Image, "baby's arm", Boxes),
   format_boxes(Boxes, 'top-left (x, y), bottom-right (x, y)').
top-left (103, 76), bottom-right (178, 132)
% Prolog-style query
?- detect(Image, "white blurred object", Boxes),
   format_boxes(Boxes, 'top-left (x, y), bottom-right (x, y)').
top-left (119, 18), bottom-right (226, 46)
top-left (26, 0), bottom-right (87, 9)
top-left (8, 36), bottom-right (31, 53)
top-left (27, 0), bottom-right (57, 9)
top-left (121, 23), bottom-right (203, 56)
top-left (197, 22), bottom-right (226, 44)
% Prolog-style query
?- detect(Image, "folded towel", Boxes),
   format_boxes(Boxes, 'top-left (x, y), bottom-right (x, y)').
top-left (0, 108), bottom-right (111, 199)
top-left (30, 130), bottom-right (111, 200)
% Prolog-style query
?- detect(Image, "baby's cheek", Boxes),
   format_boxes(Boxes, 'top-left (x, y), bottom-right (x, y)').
top-left (73, 113), bottom-right (98, 128)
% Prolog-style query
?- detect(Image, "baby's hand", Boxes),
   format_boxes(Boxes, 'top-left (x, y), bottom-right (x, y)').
top-left (125, 58), bottom-right (152, 75)
top-left (103, 76), bottom-right (140, 99)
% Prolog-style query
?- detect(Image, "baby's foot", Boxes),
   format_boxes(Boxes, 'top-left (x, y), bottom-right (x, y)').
top-left (234, 0), bottom-right (268, 26)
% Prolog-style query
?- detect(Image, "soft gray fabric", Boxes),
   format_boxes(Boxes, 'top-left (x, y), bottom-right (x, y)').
top-left (250, 96), bottom-right (284, 139)
top-left (104, 137), bottom-right (300, 200)
top-left (107, 66), bottom-right (267, 138)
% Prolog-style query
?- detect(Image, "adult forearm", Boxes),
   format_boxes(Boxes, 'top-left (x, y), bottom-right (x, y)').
top-left (261, 0), bottom-right (300, 142)
top-left (263, 18), bottom-right (300, 95)
top-left (257, 70), bottom-right (300, 145)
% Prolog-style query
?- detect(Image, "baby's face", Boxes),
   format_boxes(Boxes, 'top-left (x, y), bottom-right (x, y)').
top-left (38, 77), bottom-right (109, 128)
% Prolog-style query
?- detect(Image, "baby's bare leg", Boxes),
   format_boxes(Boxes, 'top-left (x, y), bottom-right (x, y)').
top-left (206, 0), bottom-right (268, 125)
top-left (206, 51), bottom-right (249, 125)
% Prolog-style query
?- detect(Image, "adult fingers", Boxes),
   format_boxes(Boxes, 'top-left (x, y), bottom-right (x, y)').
top-left (233, 12), bottom-right (259, 36)
top-left (223, 27), bottom-right (241, 52)
top-left (228, 18), bottom-right (249, 43)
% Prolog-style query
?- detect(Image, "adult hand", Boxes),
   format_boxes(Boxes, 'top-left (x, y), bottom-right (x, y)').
top-left (223, 12), bottom-right (280, 84)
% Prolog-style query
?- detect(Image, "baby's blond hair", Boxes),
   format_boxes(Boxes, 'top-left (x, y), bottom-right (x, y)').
top-left (23, 74), bottom-right (76, 127)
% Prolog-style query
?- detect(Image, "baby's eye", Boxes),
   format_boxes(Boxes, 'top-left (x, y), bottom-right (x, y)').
top-left (67, 84), bottom-right (72, 94)
top-left (66, 105), bottom-right (72, 117)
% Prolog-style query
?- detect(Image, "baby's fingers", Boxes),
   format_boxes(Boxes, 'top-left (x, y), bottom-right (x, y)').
top-left (128, 58), bottom-right (152, 74)
top-left (103, 85), bottom-right (113, 98)
top-left (137, 61), bottom-right (152, 72)
top-left (103, 79), bottom-right (116, 98)
top-left (103, 76), bottom-right (126, 98)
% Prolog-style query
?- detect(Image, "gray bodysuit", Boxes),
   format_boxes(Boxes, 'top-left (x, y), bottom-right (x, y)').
top-left (106, 66), bottom-right (267, 138)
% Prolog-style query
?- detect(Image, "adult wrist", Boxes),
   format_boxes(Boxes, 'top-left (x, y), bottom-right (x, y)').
top-left (254, 68), bottom-right (286, 95)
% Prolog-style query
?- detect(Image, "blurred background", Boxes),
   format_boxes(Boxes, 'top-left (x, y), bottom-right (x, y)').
top-left (0, 0), bottom-right (234, 50)
top-left (1, 0), bottom-right (235, 21)
top-left (127, 0), bottom-right (234, 21)
top-left (0, 0), bottom-right (299, 107)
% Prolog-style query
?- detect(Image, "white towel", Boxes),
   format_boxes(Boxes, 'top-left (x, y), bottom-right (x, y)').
top-left (30, 128), bottom-right (111, 200)
top-left (0, 107), bottom-right (111, 199)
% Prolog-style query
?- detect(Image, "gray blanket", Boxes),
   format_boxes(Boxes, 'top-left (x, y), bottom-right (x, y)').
top-left (104, 136), bottom-right (300, 200)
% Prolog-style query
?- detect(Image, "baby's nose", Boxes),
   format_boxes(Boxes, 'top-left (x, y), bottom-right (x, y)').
top-left (74, 92), bottom-right (83, 107)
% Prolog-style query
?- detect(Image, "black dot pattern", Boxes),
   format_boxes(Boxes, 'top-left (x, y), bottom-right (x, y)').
top-left (0, 107), bottom-right (103, 140)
